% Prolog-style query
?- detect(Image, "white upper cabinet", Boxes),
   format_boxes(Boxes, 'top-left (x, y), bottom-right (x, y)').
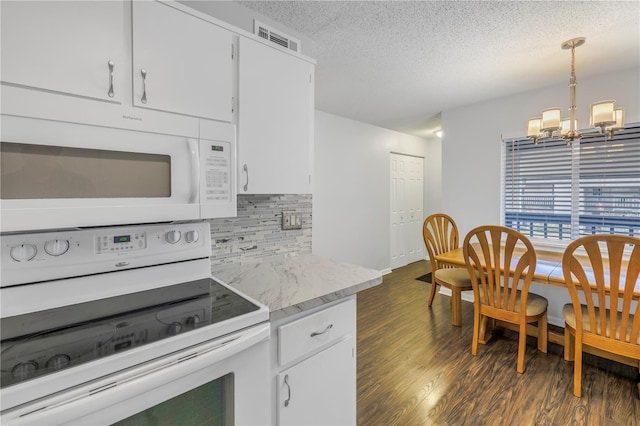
top-left (238, 37), bottom-right (314, 194)
top-left (1, 1), bottom-right (126, 103)
top-left (132, 1), bottom-right (233, 121)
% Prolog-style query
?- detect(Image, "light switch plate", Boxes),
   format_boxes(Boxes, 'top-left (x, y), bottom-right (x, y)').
top-left (282, 210), bottom-right (302, 230)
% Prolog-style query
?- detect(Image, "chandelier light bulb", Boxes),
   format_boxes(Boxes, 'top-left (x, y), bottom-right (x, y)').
top-left (527, 118), bottom-right (541, 139)
top-left (561, 119), bottom-right (578, 136)
top-left (590, 100), bottom-right (616, 128)
top-left (541, 108), bottom-right (561, 132)
top-left (613, 108), bottom-right (625, 128)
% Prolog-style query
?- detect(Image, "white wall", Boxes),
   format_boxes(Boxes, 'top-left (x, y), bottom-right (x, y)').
top-left (425, 136), bottom-right (443, 214)
top-left (440, 66), bottom-right (640, 325)
top-left (313, 111), bottom-right (438, 271)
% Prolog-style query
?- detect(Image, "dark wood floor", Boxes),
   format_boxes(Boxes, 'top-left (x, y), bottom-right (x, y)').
top-left (356, 260), bottom-right (640, 426)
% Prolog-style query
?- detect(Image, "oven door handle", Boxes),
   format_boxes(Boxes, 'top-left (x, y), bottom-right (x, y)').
top-left (1, 323), bottom-right (270, 426)
top-left (187, 138), bottom-right (200, 204)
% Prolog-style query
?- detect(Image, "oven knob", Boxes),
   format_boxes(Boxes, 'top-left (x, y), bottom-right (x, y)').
top-left (11, 361), bottom-right (39, 380)
top-left (185, 230), bottom-right (199, 244)
top-left (165, 230), bottom-right (181, 244)
top-left (45, 354), bottom-right (71, 371)
top-left (10, 244), bottom-right (37, 262)
top-left (186, 315), bottom-right (201, 328)
top-left (168, 321), bottom-right (183, 335)
top-left (44, 239), bottom-right (70, 256)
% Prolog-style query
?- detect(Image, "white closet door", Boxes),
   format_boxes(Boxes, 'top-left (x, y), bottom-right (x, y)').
top-left (390, 154), bottom-right (407, 269)
top-left (390, 153), bottom-right (424, 269)
top-left (406, 156), bottom-right (424, 263)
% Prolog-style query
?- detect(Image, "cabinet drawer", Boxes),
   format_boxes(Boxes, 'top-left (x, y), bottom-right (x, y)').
top-left (278, 298), bottom-right (355, 366)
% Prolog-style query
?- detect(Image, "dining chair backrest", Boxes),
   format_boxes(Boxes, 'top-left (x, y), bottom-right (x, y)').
top-left (562, 234), bottom-right (640, 345)
top-left (463, 225), bottom-right (537, 314)
top-left (464, 225), bottom-right (546, 373)
top-left (423, 213), bottom-right (459, 272)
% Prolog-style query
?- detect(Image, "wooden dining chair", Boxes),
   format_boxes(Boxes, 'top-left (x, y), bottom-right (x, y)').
top-left (422, 213), bottom-right (473, 326)
top-left (463, 225), bottom-right (548, 373)
top-left (562, 234), bottom-right (640, 397)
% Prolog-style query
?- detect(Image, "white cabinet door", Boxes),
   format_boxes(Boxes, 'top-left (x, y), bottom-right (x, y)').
top-left (1, 1), bottom-right (126, 103)
top-left (132, 1), bottom-right (232, 121)
top-left (238, 37), bottom-right (314, 194)
top-left (277, 337), bottom-right (356, 426)
top-left (390, 153), bottom-right (424, 269)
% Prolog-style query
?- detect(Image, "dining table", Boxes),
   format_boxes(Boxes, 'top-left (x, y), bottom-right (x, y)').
top-left (435, 244), bottom-right (640, 368)
top-left (435, 245), bottom-right (640, 296)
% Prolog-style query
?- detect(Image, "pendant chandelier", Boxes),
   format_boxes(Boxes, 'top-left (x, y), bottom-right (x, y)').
top-left (526, 37), bottom-right (625, 144)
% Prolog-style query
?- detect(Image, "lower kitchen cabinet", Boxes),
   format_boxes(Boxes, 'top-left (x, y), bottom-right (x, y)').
top-left (270, 296), bottom-right (357, 426)
top-left (277, 337), bottom-right (356, 426)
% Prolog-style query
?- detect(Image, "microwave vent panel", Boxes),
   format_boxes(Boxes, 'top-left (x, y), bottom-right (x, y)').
top-left (254, 20), bottom-right (300, 53)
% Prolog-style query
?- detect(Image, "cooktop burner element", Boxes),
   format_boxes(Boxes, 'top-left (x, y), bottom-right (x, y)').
top-left (1, 278), bottom-right (260, 388)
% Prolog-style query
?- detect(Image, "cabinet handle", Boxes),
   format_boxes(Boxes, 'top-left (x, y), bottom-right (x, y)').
top-left (310, 324), bottom-right (333, 337)
top-left (107, 60), bottom-right (115, 98)
top-left (140, 68), bottom-right (148, 104)
top-left (243, 164), bottom-right (249, 192)
top-left (284, 374), bottom-right (291, 407)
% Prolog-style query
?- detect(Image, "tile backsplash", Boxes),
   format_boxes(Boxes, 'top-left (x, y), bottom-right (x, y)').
top-left (208, 194), bottom-right (312, 275)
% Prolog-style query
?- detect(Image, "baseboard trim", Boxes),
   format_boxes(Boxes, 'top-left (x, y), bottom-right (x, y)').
top-left (380, 268), bottom-right (393, 275)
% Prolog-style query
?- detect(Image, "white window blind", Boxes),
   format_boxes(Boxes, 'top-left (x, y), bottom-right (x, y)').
top-left (503, 124), bottom-right (640, 241)
top-left (578, 127), bottom-right (640, 236)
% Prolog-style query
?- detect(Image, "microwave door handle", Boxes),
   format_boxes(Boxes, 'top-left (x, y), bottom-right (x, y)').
top-left (187, 139), bottom-right (200, 203)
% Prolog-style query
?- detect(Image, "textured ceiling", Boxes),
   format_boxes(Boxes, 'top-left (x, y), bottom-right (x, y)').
top-left (236, 1), bottom-right (640, 138)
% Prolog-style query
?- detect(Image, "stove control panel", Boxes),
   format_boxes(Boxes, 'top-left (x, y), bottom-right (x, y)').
top-left (0, 222), bottom-right (211, 287)
top-left (96, 231), bottom-right (147, 254)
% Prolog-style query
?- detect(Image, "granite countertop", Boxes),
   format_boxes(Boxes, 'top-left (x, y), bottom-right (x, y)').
top-left (213, 254), bottom-right (383, 320)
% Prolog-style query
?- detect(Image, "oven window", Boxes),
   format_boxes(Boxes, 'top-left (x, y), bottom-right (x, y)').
top-left (1, 142), bottom-right (171, 199)
top-left (112, 373), bottom-right (234, 426)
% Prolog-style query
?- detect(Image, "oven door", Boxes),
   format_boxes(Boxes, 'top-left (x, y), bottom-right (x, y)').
top-left (0, 323), bottom-right (270, 426)
top-left (1, 113), bottom-right (201, 232)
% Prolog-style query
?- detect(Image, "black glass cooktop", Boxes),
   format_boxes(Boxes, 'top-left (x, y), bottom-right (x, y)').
top-left (0, 279), bottom-right (260, 388)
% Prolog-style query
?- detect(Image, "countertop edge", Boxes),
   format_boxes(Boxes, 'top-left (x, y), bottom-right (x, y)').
top-left (268, 274), bottom-right (383, 321)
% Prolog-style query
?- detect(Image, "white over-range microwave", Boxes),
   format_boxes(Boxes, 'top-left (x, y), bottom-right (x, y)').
top-left (0, 88), bottom-right (236, 232)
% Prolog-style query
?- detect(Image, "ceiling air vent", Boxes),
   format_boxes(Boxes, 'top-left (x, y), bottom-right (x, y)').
top-left (254, 20), bottom-right (300, 53)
